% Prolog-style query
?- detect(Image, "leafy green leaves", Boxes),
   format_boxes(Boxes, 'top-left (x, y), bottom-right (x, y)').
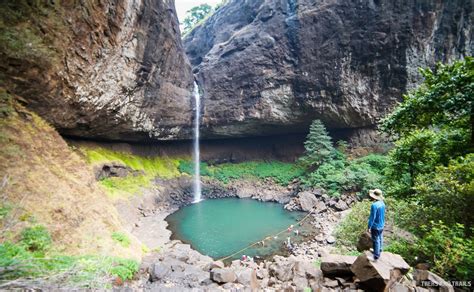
top-left (182, 4), bottom-right (213, 35)
top-left (381, 57), bottom-right (473, 138)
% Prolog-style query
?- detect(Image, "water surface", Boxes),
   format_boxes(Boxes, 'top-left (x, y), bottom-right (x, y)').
top-left (166, 198), bottom-right (311, 260)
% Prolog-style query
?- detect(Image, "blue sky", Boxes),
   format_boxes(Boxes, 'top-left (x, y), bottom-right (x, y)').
top-left (175, 0), bottom-right (222, 22)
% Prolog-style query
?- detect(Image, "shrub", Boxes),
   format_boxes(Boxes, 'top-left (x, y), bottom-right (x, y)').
top-left (303, 154), bottom-right (387, 197)
top-left (20, 225), bottom-right (52, 252)
top-left (111, 232), bottom-right (131, 248)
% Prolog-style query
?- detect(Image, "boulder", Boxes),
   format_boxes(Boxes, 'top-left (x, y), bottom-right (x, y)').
top-left (315, 201), bottom-right (328, 213)
top-left (321, 254), bottom-right (357, 277)
top-left (326, 236), bottom-right (336, 244)
top-left (414, 269), bottom-right (454, 292)
top-left (298, 191), bottom-right (319, 212)
top-left (209, 260), bottom-right (225, 270)
top-left (268, 256), bottom-right (296, 281)
top-left (150, 262), bottom-right (171, 281)
top-left (334, 200), bottom-right (349, 211)
top-left (210, 268), bottom-right (237, 284)
top-left (350, 251), bottom-right (410, 292)
top-left (235, 268), bottom-right (259, 289)
top-left (356, 231), bottom-right (373, 252)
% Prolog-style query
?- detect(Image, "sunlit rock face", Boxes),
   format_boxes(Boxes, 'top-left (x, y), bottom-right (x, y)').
top-left (2, 0), bottom-right (194, 141)
top-left (184, 0), bottom-right (473, 139)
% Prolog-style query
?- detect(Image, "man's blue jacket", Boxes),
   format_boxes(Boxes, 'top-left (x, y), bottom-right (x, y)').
top-left (368, 200), bottom-right (385, 230)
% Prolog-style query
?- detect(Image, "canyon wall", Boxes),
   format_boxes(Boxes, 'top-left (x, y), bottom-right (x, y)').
top-left (1, 0), bottom-right (193, 141)
top-left (184, 0), bottom-right (473, 139)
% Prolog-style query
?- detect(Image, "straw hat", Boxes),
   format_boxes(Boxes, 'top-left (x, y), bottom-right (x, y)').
top-left (369, 189), bottom-right (384, 201)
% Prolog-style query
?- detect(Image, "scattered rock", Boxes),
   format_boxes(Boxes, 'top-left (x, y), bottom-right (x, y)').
top-left (356, 231), bottom-right (372, 252)
top-left (351, 251), bottom-right (410, 291)
top-left (326, 236), bottom-right (336, 244)
top-left (298, 191), bottom-right (319, 212)
top-left (235, 268), bottom-right (259, 289)
top-left (209, 260), bottom-right (225, 270)
top-left (334, 200), bottom-right (349, 211)
top-left (211, 268), bottom-right (237, 284)
top-left (150, 262), bottom-right (171, 281)
top-left (321, 254), bottom-right (357, 277)
top-left (414, 269), bottom-right (454, 292)
top-left (268, 256), bottom-right (296, 282)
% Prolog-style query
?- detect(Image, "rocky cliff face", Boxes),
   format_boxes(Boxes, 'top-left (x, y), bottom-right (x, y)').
top-left (184, 0), bottom-right (473, 139)
top-left (1, 0), bottom-right (193, 141)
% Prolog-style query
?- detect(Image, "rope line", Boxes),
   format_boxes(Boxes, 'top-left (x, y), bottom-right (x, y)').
top-left (216, 209), bottom-right (315, 262)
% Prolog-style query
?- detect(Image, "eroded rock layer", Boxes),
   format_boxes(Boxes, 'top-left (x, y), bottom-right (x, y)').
top-left (1, 0), bottom-right (193, 141)
top-left (184, 0), bottom-right (473, 139)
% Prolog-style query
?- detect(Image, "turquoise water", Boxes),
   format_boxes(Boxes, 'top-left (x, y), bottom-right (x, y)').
top-left (166, 198), bottom-right (311, 260)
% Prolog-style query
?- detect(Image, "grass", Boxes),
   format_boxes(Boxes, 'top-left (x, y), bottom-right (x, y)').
top-left (111, 232), bottom-right (131, 248)
top-left (80, 147), bottom-right (182, 197)
top-left (179, 160), bottom-right (305, 185)
top-left (334, 198), bottom-right (413, 251)
top-left (0, 223), bottom-right (139, 287)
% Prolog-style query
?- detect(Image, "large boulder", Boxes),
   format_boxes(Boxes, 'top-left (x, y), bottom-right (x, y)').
top-left (356, 231), bottom-right (373, 252)
top-left (184, 0), bottom-right (472, 143)
top-left (210, 268), bottom-right (237, 284)
top-left (351, 251), bottom-right (410, 291)
top-left (268, 256), bottom-right (297, 282)
top-left (235, 267), bottom-right (259, 289)
top-left (321, 254), bottom-right (357, 277)
top-left (298, 191), bottom-right (319, 212)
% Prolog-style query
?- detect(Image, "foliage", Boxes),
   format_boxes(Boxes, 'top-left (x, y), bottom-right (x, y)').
top-left (0, 241), bottom-right (139, 285)
top-left (412, 154), bottom-right (474, 230)
top-left (381, 57), bottom-right (473, 142)
top-left (20, 225), bottom-right (52, 253)
top-left (300, 120), bottom-right (336, 169)
top-left (182, 4), bottom-right (213, 35)
top-left (1, 225), bottom-right (138, 285)
top-left (178, 160), bottom-right (211, 176)
top-left (303, 154), bottom-right (387, 197)
top-left (0, 88), bottom-right (14, 117)
top-left (111, 232), bottom-right (131, 248)
top-left (179, 160), bottom-right (305, 185)
top-left (335, 198), bottom-right (413, 249)
top-left (387, 222), bottom-right (473, 280)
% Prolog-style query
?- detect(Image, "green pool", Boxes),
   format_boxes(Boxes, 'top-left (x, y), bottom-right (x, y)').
top-left (166, 198), bottom-right (312, 260)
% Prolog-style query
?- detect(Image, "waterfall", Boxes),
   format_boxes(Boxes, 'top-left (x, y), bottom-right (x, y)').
top-left (192, 82), bottom-right (202, 202)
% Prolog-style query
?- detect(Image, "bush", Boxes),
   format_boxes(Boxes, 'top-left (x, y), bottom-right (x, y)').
top-left (20, 225), bottom-right (52, 252)
top-left (412, 154), bottom-right (474, 231)
top-left (111, 232), bottom-right (131, 248)
top-left (303, 154), bottom-right (387, 197)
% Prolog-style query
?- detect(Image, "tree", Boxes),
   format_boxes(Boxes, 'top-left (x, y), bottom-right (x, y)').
top-left (300, 120), bottom-right (335, 169)
top-left (382, 58), bottom-right (473, 198)
top-left (381, 57), bottom-right (473, 149)
top-left (182, 4), bottom-right (213, 35)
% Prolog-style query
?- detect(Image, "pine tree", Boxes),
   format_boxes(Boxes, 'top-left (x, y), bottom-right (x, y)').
top-left (300, 120), bottom-right (335, 169)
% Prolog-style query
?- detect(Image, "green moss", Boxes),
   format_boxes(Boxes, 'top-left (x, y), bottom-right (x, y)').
top-left (80, 147), bottom-right (182, 197)
top-left (82, 147), bottom-right (181, 179)
top-left (179, 160), bottom-right (305, 185)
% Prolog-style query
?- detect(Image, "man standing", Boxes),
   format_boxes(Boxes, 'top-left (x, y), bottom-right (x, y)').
top-left (367, 189), bottom-right (385, 260)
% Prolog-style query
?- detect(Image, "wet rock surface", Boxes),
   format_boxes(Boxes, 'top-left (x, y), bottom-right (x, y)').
top-left (184, 0), bottom-right (472, 141)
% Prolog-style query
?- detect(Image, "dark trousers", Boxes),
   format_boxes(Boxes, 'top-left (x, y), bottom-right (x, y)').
top-left (370, 228), bottom-right (383, 258)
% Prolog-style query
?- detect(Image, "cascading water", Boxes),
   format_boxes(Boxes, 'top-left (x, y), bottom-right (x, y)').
top-left (192, 82), bottom-right (202, 202)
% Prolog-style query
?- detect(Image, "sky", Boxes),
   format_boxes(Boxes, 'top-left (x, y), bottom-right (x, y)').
top-left (175, 0), bottom-right (222, 23)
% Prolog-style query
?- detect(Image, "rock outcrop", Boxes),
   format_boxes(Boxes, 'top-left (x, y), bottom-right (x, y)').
top-left (184, 0), bottom-right (473, 140)
top-left (351, 251), bottom-right (411, 291)
top-left (1, 0), bottom-right (194, 141)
